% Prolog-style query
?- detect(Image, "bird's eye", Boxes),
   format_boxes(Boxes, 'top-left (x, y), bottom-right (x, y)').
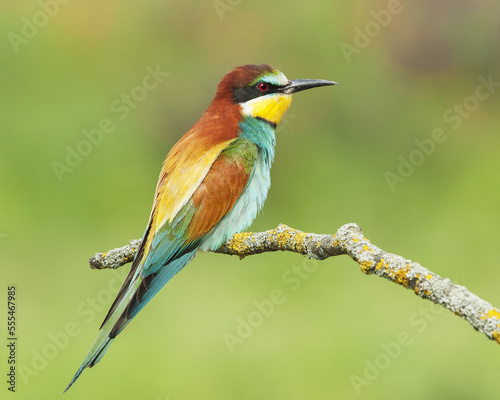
top-left (257, 82), bottom-right (269, 92)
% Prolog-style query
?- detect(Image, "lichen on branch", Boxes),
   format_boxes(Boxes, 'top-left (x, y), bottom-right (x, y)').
top-left (88, 223), bottom-right (500, 346)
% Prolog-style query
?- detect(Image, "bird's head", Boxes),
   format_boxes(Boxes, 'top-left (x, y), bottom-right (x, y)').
top-left (215, 64), bottom-right (337, 127)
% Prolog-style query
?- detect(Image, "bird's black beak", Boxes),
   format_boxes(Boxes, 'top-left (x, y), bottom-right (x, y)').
top-left (280, 79), bottom-right (338, 94)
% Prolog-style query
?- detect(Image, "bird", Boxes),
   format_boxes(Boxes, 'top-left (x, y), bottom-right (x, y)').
top-left (65, 64), bottom-right (336, 391)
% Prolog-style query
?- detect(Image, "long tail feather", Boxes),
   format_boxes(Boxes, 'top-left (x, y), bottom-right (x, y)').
top-left (64, 266), bottom-right (142, 392)
top-left (64, 338), bottom-right (114, 392)
top-left (64, 251), bottom-right (196, 392)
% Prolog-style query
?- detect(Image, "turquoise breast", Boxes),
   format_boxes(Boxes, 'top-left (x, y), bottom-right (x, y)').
top-left (201, 117), bottom-right (276, 251)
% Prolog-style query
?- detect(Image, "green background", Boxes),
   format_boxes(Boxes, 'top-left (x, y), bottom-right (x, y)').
top-left (1, 1), bottom-right (499, 399)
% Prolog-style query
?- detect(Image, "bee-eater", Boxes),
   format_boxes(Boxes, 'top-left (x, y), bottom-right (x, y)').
top-left (65, 64), bottom-right (336, 391)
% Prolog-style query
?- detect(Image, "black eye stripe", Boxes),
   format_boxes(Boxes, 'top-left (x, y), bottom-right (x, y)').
top-left (232, 82), bottom-right (279, 103)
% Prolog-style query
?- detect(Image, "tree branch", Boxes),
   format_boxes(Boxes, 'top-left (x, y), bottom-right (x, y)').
top-left (89, 223), bottom-right (500, 346)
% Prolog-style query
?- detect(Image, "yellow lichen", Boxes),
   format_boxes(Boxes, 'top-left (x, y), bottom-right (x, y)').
top-left (360, 260), bottom-right (373, 274)
top-left (227, 232), bottom-right (254, 259)
top-left (492, 331), bottom-right (500, 345)
top-left (424, 290), bottom-right (431, 296)
top-left (481, 309), bottom-right (500, 320)
top-left (375, 258), bottom-right (385, 270)
top-left (292, 231), bottom-right (308, 254)
top-left (393, 265), bottom-right (411, 287)
top-left (426, 274), bottom-right (432, 280)
top-left (332, 236), bottom-right (339, 247)
top-left (275, 228), bottom-right (293, 249)
top-left (362, 244), bottom-right (374, 254)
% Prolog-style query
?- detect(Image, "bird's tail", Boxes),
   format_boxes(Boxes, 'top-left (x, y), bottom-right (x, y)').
top-left (64, 266), bottom-right (143, 392)
top-left (63, 335), bottom-right (114, 392)
top-left (64, 250), bottom-right (196, 392)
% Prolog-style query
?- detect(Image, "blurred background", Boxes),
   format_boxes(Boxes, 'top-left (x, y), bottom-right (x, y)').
top-left (1, 0), bottom-right (499, 398)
